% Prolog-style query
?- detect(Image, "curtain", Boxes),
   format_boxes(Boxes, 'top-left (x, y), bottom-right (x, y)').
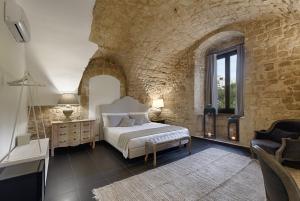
top-left (235, 44), bottom-right (245, 116)
top-left (205, 54), bottom-right (218, 113)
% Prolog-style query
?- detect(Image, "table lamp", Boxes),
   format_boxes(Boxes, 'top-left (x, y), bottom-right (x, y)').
top-left (152, 99), bottom-right (164, 119)
top-left (57, 93), bottom-right (79, 121)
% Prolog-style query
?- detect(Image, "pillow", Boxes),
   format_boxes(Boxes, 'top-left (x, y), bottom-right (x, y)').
top-left (271, 128), bottom-right (300, 143)
top-left (118, 116), bottom-right (135, 127)
top-left (102, 113), bottom-right (128, 127)
top-left (129, 112), bottom-right (151, 125)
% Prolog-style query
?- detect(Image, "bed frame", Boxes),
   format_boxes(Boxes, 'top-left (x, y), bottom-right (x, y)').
top-left (96, 96), bottom-right (187, 159)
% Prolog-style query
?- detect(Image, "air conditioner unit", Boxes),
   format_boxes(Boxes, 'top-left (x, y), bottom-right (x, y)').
top-left (4, 0), bottom-right (30, 43)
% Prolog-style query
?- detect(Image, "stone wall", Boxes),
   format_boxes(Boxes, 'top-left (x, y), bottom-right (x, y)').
top-left (28, 106), bottom-right (81, 139)
top-left (239, 17), bottom-right (300, 145)
top-left (78, 57), bottom-right (127, 118)
top-left (89, 1), bottom-right (300, 147)
top-left (127, 17), bottom-right (300, 146)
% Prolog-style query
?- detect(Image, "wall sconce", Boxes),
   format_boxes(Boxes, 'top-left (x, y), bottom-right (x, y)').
top-left (57, 93), bottom-right (79, 121)
top-left (152, 99), bottom-right (164, 119)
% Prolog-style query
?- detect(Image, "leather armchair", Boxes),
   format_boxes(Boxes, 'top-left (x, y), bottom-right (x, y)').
top-left (251, 120), bottom-right (300, 163)
top-left (252, 145), bottom-right (300, 201)
top-left (276, 138), bottom-right (300, 167)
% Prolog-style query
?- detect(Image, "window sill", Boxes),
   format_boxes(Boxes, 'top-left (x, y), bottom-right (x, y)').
top-left (217, 113), bottom-right (234, 116)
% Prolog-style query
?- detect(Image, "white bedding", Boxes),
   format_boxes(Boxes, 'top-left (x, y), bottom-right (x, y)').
top-left (103, 122), bottom-right (189, 158)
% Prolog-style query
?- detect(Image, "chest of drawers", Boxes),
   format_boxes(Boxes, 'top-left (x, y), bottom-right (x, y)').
top-left (51, 120), bottom-right (95, 156)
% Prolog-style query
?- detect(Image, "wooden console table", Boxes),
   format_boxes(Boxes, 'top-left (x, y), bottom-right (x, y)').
top-left (51, 119), bottom-right (95, 156)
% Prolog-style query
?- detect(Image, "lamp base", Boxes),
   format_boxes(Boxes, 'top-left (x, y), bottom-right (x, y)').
top-left (63, 109), bottom-right (73, 121)
top-left (152, 108), bottom-right (162, 120)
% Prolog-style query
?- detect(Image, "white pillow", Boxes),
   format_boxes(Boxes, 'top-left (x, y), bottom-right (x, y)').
top-left (118, 116), bottom-right (135, 127)
top-left (129, 112), bottom-right (150, 125)
top-left (102, 113), bottom-right (128, 127)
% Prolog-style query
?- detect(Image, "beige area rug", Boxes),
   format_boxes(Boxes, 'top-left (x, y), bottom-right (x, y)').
top-left (93, 148), bottom-right (266, 201)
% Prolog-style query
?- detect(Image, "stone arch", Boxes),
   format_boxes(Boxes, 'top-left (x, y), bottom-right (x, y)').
top-left (193, 30), bottom-right (245, 114)
top-left (78, 57), bottom-right (127, 118)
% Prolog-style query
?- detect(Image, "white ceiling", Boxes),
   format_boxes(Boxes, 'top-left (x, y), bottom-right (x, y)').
top-left (17, 0), bottom-right (97, 93)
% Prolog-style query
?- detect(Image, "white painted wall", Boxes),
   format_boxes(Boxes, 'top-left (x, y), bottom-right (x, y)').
top-left (0, 0), bottom-right (28, 159)
top-left (18, 0), bottom-right (98, 93)
top-left (89, 75), bottom-right (121, 119)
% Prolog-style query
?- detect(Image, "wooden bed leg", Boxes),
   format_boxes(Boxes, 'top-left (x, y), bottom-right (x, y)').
top-left (153, 144), bottom-right (157, 167)
top-left (188, 137), bottom-right (192, 155)
top-left (144, 142), bottom-right (148, 162)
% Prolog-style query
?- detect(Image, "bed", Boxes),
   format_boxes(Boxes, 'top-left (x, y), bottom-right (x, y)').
top-left (96, 96), bottom-right (190, 159)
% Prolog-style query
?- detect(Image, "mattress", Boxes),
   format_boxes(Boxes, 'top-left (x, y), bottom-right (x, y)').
top-left (103, 122), bottom-right (189, 158)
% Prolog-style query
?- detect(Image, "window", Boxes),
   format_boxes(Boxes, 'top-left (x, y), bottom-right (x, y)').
top-left (216, 50), bottom-right (237, 113)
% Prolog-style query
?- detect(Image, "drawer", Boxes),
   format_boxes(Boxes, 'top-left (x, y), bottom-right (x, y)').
top-left (58, 129), bottom-right (68, 134)
top-left (69, 137), bottom-right (80, 146)
top-left (81, 122), bottom-right (91, 130)
top-left (81, 121), bottom-right (91, 127)
top-left (70, 129), bottom-right (80, 136)
top-left (57, 139), bottom-right (68, 147)
top-left (58, 124), bottom-right (69, 129)
top-left (57, 135), bottom-right (69, 144)
top-left (69, 122), bottom-right (80, 129)
top-left (56, 128), bottom-right (68, 134)
top-left (81, 135), bottom-right (90, 142)
top-left (81, 130), bottom-right (90, 136)
top-left (57, 131), bottom-right (69, 138)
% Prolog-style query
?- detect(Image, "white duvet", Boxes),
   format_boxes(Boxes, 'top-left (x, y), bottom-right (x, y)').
top-left (103, 122), bottom-right (189, 158)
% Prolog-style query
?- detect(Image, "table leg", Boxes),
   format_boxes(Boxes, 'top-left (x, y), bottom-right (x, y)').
top-left (51, 148), bottom-right (54, 157)
top-left (92, 139), bottom-right (95, 149)
top-left (153, 144), bottom-right (157, 167)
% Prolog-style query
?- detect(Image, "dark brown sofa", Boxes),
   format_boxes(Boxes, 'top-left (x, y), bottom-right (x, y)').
top-left (251, 120), bottom-right (300, 165)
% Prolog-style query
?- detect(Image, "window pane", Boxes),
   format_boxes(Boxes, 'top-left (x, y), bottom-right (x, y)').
top-left (230, 54), bottom-right (237, 109)
top-left (217, 58), bottom-right (225, 109)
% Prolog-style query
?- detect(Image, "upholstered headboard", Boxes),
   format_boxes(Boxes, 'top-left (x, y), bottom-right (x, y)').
top-left (97, 96), bottom-right (149, 114)
top-left (95, 96), bottom-right (149, 139)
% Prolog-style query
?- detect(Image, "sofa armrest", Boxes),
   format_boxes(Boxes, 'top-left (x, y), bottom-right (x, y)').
top-left (254, 130), bottom-right (270, 139)
top-left (276, 138), bottom-right (300, 163)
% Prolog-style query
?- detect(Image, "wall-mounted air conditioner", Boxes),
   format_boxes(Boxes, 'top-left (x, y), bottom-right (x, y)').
top-left (4, 0), bottom-right (30, 43)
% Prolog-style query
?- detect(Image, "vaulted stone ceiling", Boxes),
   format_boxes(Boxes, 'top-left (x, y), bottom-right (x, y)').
top-left (90, 0), bottom-right (300, 79)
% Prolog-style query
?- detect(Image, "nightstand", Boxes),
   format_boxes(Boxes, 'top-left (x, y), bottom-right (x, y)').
top-left (151, 119), bottom-right (166, 124)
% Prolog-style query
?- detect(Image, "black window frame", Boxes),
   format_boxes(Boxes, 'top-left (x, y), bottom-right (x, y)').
top-left (216, 50), bottom-right (237, 114)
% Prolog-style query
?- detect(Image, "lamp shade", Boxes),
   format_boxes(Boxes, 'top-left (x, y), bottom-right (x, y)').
top-left (57, 93), bottom-right (79, 105)
top-left (152, 99), bottom-right (164, 108)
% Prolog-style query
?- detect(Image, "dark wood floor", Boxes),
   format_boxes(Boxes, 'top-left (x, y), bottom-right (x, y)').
top-left (45, 137), bottom-right (250, 201)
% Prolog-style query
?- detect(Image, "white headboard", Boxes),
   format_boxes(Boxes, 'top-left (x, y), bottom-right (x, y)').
top-left (95, 96), bottom-right (149, 139)
top-left (97, 96), bottom-right (149, 114)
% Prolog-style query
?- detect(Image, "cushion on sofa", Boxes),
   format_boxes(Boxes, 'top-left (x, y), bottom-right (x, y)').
top-left (270, 128), bottom-right (300, 143)
top-left (251, 139), bottom-right (281, 155)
